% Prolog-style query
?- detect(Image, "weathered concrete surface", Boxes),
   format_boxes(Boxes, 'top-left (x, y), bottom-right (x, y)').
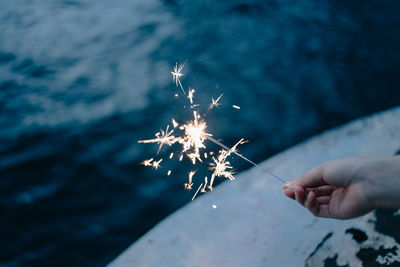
top-left (109, 107), bottom-right (400, 267)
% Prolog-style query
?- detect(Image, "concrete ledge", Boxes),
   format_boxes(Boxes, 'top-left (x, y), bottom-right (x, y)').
top-left (110, 106), bottom-right (400, 267)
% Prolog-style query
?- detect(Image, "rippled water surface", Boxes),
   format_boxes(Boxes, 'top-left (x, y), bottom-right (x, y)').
top-left (1, 0), bottom-right (400, 265)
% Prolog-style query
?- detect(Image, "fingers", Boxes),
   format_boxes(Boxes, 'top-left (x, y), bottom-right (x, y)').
top-left (283, 184), bottom-right (307, 204)
top-left (282, 180), bottom-right (296, 190)
top-left (283, 187), bottom-right (295, 200)
top-left (283, 184), bottom-right (333, 217)
top-left (306, 185), bottom-right (336, 196)
top-left (316, 196), bottom-right (331, 204)
top-left (297, 165), bottom-right (326, 188)
top-left (294, 186), bottom-right (307, 205)
top-left (304, 191), bottom-right (319, 216)
top-left (316, 205), bottom-right (332, 218)
top-left (284, 183), bottom-right (336, 199)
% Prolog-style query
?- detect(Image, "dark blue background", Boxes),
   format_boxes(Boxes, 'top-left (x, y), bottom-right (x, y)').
top-left (1, 0), bottom-right (400, 265)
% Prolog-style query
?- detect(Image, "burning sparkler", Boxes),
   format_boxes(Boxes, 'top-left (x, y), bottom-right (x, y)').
top-left (139, 62), bottom-right (286, 200)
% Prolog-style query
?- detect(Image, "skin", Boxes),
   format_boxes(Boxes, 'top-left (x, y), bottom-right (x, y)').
top-left (282, 156), bottom-right (400, 219)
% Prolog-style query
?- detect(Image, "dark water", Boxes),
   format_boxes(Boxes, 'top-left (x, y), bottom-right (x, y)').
top-left (1, 0), bottom-right (400, 266)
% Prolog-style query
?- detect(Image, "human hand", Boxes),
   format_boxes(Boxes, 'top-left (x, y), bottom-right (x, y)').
top-left (282, 157), bottom-right (375, 219)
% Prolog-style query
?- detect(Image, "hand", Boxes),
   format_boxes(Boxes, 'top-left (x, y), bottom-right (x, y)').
top-left (282, 157), bottom-right (375, 219)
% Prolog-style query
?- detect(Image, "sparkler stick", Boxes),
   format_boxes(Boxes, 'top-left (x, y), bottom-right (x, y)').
top-left (192, 183), bottom-right (203, 201)
top-left (205, 136), bottom-right (287, 184)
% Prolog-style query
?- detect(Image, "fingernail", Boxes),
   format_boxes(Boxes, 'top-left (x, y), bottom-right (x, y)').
top-left (284, 181), bottom-right (296, 189)
top-left (283, 188), bottom-right (292, 194)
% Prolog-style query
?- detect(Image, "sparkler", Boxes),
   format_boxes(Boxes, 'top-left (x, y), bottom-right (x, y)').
top-left (139, 62), bottom-right (286, 200)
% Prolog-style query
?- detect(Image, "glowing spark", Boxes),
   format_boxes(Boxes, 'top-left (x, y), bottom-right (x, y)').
top-left (167, 170), bottom-right (172, 176)
top-left (141, 158), bottom-right (153, 167)
top-left (210, 93), bottom-right (223, 109)
top-left (188, 88), bottom-right (195, 104)
top-left (152, 159), bottom-right (163, 170)
top-left (172, 119), bottom-right (179, 128)
top-left (171, 62), bottom-right (185, 94)
top-left (181, 111), bottom-right (211, 162)
top-left (169, 152), bottom-right (174, 159)
top-left (184, 170), bottom-right (196, 190)
top-left (192, 183), bottom-right (203, 201)
top-left (204, 152), bottom-right (208, 159)
top-left (200, 176), bottom-right (208, 193)
top-left (179, 154), bottom-right (184, 161)
top-left (233, 105), bottom-right (240, 109)
top-left (187, 152), bottom-right (202, 164)
top-left (138, 125), bottom-right (178, 153)
top-left (212, 204), bottom-right (217, 209)
top-left (209, 138), bottom-right (246, 184)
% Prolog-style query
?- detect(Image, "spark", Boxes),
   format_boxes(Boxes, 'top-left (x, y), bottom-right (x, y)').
top-left (212, 204), bottom-right (217, 209)
top-left (208, 138), bottom-right (246, 189)
top-left (200, 176), bottom-right (208, 193)
top-left (191, 183), bottom-right (203, 201)
top-left (204, 152), bottom-right (208, 159)
top-left (172, 119), bottom-right (179, 128)
top-left (210, 93), bottom-right (223, 109)
top-left (169, 152), bottom-right (174, 159)
top-left (232, 105), bottom-right (240, 109)
top-left (167, 170), bottom-right (172, 176)
top-left (152, 159), bottom-right (163, 170)
top-left (184, 170), bottom-right (196, 190)
top-left (188, 88), bottom-right (195, 104)
top-left (179, 154), bottom-right (184, 161)
top-left (187, 152), bottom-right (203, 164)
top-left (138, 125), bottom-right (178, 153)
top-left (171, 62), bottom-right (185, 94)
top-left (141, 158), bottom-right (153, 167)
top-left (180, 111), bottom-right (211, 163)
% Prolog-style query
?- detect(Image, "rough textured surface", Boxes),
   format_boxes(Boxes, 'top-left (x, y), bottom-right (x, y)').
top-left (109, 107), bottom-right (400, 267)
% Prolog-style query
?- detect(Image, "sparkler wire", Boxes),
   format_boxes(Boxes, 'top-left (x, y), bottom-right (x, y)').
top-left (205, 136), bottom-right (287, 184)
top-left (170, 114), bottom-right (288, 185)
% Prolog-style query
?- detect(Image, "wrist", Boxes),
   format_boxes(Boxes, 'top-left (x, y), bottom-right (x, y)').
top-left (359, 156), bottom-right (400, 209)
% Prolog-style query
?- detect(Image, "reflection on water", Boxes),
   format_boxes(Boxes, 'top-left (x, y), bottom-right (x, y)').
top-left (1, 0), bottom-right (400, 265)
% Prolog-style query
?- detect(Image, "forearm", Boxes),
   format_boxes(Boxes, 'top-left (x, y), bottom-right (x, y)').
top-left (361, 156), bottom-right (400, 209)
